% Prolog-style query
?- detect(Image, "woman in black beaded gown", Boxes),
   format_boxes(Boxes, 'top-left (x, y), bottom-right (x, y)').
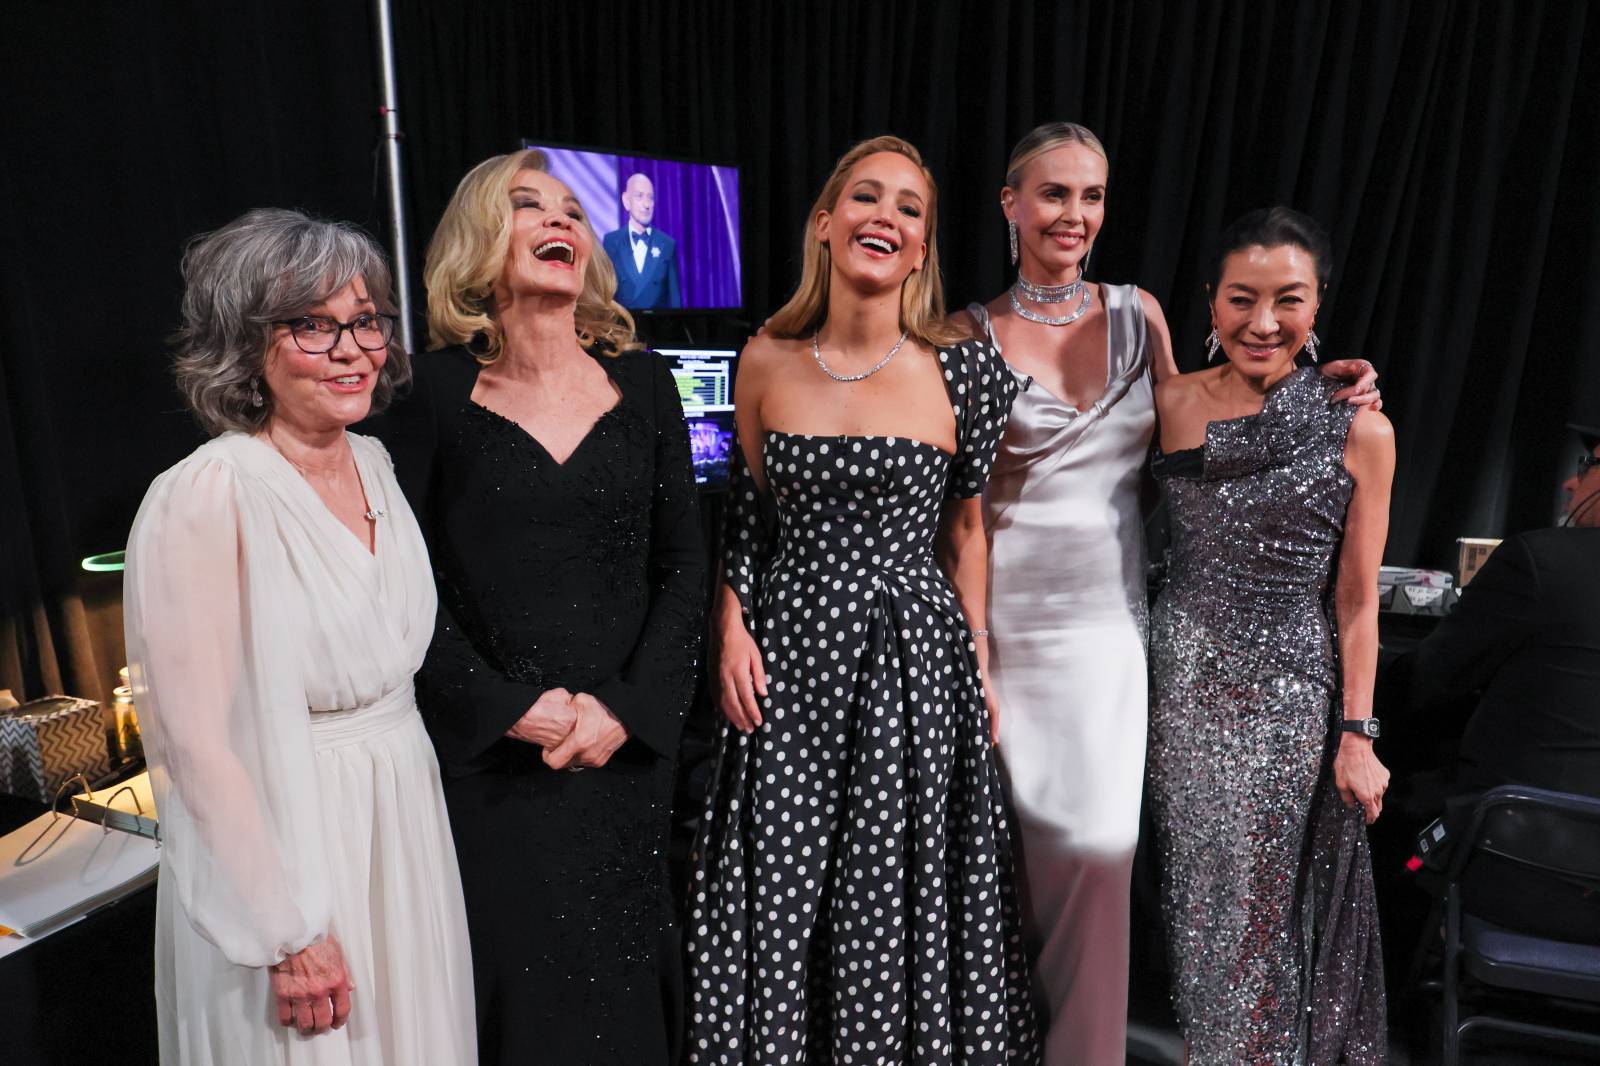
top-left (1147, 208), bottom-right (1392, 1065)
top-left (372, 149), bottom-right (704, 1065)
top-left (688, 136), bottom-right (1037, 1064)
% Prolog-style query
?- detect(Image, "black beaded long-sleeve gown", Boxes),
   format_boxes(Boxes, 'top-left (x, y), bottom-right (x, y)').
top-left (685, 340), bottom-right (1039, 1065)
top-left (372, 344), bottom-right (705, 1066)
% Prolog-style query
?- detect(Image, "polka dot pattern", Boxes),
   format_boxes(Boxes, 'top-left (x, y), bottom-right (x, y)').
top-left (686, 343), bottom-right (1039, 1063)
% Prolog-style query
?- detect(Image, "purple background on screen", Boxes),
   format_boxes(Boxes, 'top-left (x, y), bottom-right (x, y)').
top-left (534, 145), bottom-right (741, 310)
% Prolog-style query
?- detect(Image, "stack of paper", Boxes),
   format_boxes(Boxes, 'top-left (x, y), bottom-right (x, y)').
top-left (0, 797), bottom-right (159, 939)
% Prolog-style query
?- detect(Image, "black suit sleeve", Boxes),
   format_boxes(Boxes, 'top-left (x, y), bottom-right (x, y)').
top-left (369, 355), bottom-right (546, 771)
top-left (590, 357), bottom-right (706, 757)
top-left (1405, 535), bottom-right (1542, 710)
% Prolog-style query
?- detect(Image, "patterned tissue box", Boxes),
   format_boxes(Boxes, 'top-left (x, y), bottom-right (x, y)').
top-left (0, 695), bottom-right (110, 802)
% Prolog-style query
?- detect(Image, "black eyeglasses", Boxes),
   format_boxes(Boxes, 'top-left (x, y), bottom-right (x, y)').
top-left (1578, 453), bottom-right (1600, 478)
top-left (274, 313), bottom-right (397, 354)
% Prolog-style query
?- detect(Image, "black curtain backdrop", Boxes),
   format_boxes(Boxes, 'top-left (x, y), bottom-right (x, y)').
top-left (3, 0), bottom-right (1599, 693)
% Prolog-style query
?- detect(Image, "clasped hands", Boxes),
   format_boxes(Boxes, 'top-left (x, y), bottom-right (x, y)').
top-left (506, 687), bottom-right (628, 769)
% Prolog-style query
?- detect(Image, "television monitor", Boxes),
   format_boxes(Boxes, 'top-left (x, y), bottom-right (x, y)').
top-left (686, 413), bottom-right (736, 491)
top-left (657, 348), bottom-right (737, 489)
top-left (656, 347), bottom-right (735, 416)
top-left (525, 140), bottom-right (742, 313)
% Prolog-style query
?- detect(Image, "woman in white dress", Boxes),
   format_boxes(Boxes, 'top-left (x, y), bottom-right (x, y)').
top-left (957, 124), bottom-right (1380, 1066)
top-left (124, 209), bottom-right (475, 1065)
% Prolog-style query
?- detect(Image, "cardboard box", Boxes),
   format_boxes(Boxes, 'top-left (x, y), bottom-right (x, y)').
top-left (1456, 538), bottom-right (1503, 588)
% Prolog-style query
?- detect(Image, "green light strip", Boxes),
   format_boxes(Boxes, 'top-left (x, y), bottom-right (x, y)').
top-left (81, 551), bottom-right (126, 573)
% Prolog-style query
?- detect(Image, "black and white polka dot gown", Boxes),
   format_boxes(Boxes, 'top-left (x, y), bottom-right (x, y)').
top-left (687, 341), bottom-right (1040, 1064)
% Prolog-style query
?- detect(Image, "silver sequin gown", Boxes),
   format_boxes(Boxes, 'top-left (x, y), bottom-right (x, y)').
top-left (1147, 367), bottom-right (1385, 1065)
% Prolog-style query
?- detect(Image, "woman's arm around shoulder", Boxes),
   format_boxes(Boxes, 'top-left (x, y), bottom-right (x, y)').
top-left (1152, 368), bottom-right (1210, 452)
top-left (1137, 287), bottom-right (1180, 384)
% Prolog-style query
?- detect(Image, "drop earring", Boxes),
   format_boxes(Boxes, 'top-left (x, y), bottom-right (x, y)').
top-left (1304, 329), bottom-right (1321, 362)
top-left (1079, 245), bottom-right (1091, 280)
top-left (1008, 220), bottom-right (1019, 265)
top-left (250, 380), bottom-right (265, 408)
top-left (1206, 329), bottom-right (1222, 362)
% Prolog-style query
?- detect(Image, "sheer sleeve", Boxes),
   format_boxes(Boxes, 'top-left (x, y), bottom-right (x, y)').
top-left (592, 357), bottom-right (707, 756)
top-left (944, 339), bottom-right (1018, 499)
top-left (123, 453), bottom-right (328, 967)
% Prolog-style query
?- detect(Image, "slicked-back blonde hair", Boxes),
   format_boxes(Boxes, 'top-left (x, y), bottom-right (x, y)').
top-left (424, 148), bottom-right (639, 360)
top-left (768, 135), bottom-right (964, 347)
top-left (1004, 122), bottom-right (1109, 190)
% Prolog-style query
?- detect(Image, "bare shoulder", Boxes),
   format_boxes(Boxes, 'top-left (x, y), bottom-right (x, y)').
top-left (1344, 406), bottom-right (1396, 483)
top-left (737, 332), bottom-right (802, 379)
top-left (1153, 366), bottom-right (1207, 414)
top-left (1135, 286), bottom-right (1167, 324)
top-left (1347, 405), bottom-right (1395, 455)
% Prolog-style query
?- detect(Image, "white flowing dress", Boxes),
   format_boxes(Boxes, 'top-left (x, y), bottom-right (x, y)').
top-left (123, 432), bottom-right (475, 1066)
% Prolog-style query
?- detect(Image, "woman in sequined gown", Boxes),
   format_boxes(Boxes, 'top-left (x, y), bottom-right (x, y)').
top-left (373, 149), bottom-right (704, 1065)
top-left (688, 137), bottom-right (1038, 1064)
top-left (1148, 208), bottom-right (1392, 1065)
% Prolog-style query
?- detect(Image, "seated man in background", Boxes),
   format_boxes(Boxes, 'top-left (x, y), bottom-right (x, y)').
top-left (1400, 423), bottom-right (1600, 940)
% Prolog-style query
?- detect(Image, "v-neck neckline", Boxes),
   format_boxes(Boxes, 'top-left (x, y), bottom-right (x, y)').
top-left (466, 350), bottom-right (626, 469)
top-left (250, 434), bottom-right (382, 560)
top-left (988, 284), bottom-right (1115, 417)
top-left (469, 397), bottom-right (623, 469)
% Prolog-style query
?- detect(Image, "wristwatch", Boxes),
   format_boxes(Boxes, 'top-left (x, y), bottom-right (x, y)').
top-left (1341, 717), bottom-right (1382, 740)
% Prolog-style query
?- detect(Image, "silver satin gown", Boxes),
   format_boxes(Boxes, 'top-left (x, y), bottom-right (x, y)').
top-left (1148, 367), bottom-right (1386, 1065)
top-left (971, 285), bottom-right (1153, 1066)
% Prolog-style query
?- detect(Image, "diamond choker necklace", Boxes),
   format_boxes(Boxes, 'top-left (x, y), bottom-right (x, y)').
top-left (1009, 274), bottom-right (1092, 326)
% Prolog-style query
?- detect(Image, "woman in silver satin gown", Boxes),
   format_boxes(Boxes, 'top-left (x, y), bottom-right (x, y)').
top-left (1148, 207), bottom-right (1392, 1065)
top-left (958, 124), bottom-right (1378, 1066)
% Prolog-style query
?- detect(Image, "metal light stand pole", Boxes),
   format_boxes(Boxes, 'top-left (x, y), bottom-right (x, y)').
top-left (373, 0), bottom-right (414, 355)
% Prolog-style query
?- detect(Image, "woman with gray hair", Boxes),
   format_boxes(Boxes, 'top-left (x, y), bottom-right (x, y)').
top-left (123, 208), bottom-right (475, 1065)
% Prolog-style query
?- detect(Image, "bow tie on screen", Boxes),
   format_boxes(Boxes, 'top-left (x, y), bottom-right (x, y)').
top-left (631, 230), bottom-right (650, 245)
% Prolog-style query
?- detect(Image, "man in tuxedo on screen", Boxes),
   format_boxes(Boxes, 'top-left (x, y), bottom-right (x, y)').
top-left (603, 172), bottom-right (682, 309)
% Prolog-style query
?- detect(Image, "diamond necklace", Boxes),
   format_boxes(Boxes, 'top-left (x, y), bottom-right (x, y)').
top-left (1009, 274), bottom-right (1092, 326)
top-left (811, 330), bottom-right (908, 382)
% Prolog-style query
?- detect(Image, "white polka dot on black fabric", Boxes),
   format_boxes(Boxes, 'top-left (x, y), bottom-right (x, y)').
top-left (686, 343), bottom-right (1040, 1064)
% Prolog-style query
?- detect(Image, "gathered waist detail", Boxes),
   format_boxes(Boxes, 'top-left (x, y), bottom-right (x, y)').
top-left (309, 681), bottom-right (418, 748)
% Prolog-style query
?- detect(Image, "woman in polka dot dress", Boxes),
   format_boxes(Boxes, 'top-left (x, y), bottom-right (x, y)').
top-left (686, 136), bottom-right (1039, 1064)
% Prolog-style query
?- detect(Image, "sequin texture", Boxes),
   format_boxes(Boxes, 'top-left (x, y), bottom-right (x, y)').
top-left (1147, 367), bottom-right (1385, 1065)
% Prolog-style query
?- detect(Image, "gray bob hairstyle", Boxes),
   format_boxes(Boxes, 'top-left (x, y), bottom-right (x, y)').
top-left (173, 208), bottom-right (411, 436)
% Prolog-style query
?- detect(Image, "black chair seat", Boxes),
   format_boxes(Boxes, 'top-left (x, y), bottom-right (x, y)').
top-left (1461, 913), bottom-right (1600, 1003)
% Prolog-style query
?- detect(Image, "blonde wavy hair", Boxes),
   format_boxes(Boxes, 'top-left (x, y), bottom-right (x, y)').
top-left (424, 148), bottom-right (639, 360)
top-left (1004, 122), bottom-right (1108, 190)
top-left (767, 135), bottom-right (964, 347)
